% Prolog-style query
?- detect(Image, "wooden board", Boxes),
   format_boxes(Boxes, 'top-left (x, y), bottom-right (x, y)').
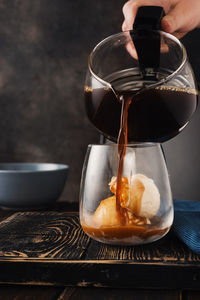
top-left (0, 211), bottom-right (200, 289)
top-left (0, 285), bottom-right (183, 300)
top-left (57, 287), bottom-right (181, 300)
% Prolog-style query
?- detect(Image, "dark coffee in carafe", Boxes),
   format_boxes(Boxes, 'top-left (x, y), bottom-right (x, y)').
top-left (85, 83), bottom-right (197, 143)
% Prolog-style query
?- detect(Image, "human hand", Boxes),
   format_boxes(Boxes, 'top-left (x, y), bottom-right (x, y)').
top-left (122, 0), bottom-right (200, 39)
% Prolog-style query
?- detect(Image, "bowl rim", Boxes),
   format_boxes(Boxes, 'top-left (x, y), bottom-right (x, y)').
top-left (0, 162), bottom-right (69, 173)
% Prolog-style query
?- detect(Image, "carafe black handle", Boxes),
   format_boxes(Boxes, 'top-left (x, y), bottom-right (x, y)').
top-left (130, 6), bottom-right (165, 71)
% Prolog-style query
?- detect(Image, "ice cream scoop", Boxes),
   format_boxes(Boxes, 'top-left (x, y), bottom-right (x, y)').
top-left (93, 196), bottom-right (120, 227)
top-left (109, 174), bottom-right (160, 219)
top-left (93, 195), bottom-right (148, 227)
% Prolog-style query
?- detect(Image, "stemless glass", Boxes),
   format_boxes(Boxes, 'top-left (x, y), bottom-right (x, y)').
top-left (80, 144), bottom-right (173, 245)
top-left (84, 30), bottom-right (198, 143)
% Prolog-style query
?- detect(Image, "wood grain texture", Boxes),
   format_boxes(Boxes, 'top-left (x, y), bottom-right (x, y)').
top-left (85, 230), bottom-right (200, 263)
top-left (58, 287), bottom-right (181, 300)
top-left (0, 212), bottom-right (199, 290)
top-left (0, 212), bottom-right (89, 259)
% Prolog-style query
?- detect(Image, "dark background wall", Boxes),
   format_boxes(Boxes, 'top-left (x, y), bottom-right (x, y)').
top-left (0, 0), bottom-right (199, 203)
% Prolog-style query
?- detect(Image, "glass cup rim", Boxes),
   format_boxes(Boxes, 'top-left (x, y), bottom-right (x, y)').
top-left (88, 30), bottom-right (187, 89)
top-left (88, 142), bottom-right (160, 148)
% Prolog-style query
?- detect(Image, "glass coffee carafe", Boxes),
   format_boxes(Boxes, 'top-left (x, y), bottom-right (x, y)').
top-left (80, 6), bottom-right (198, 245)
top-left (84, 30), bottom-right (198, 143)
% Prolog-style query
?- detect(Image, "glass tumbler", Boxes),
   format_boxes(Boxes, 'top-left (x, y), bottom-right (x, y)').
top-left (79, 144), bottom-right (173, 245)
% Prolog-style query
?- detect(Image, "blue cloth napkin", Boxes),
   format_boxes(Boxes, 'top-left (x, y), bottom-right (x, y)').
top-left (173, 199), bottom-right (200, 255)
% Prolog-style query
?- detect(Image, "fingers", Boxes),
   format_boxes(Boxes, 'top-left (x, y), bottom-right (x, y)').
top-left (122, 0), bottom-right (171, 31)
top-left (122, 0), bottom-right (172, 60)
top-left (161, 0), bottom-right (200, 34)
top-left (123, 0), bottom-right (200, 34)
top-left (122, 0), bottom-right (200, 61)
top-left (122, 0), bottom-right (138, 31)
top-left (126, 41), bottom-right (138, 59)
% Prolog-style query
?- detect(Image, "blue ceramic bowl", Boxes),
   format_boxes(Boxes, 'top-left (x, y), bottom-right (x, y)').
top-left (0, 163), bottom-right (69, 209)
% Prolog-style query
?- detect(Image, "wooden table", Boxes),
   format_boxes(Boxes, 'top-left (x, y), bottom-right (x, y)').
top-left (0, 203), bottom-right (199, 300)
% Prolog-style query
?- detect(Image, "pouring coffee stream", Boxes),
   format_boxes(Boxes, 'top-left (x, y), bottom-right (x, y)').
top-left (116, 93), bottom-right (131, 224)
top-left (113, 6), bottom-right (171, 224)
